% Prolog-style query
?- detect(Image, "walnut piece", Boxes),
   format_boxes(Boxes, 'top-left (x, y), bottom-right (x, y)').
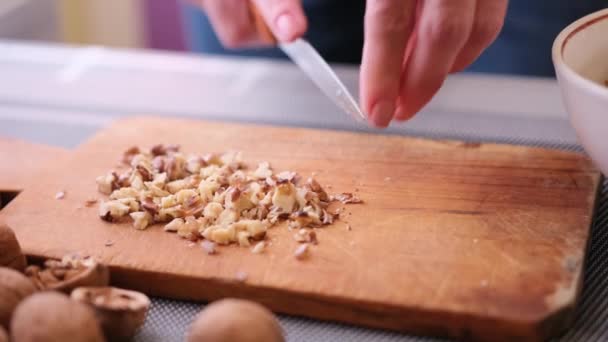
top-left (251, 241), bottom-right (266, 254)
top-left (25, 254), bottom-right (109, 293)
top-left (333, 192), bottom-right (363, 204)
top-left (294, 244), bottom-right (309, 260)
top-left (201, 240), bottom-right (216, 255)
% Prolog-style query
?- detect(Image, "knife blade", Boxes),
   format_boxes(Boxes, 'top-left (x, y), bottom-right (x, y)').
top-left (279, 39), bottom-right (366, 123)
top-left (248, 4), bottom-right (366, 123)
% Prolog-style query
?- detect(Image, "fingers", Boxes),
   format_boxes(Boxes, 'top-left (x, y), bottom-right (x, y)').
top-left (252, 0), bottom-right (307, 42)
top-left (450, 0), bottom-right (508, 73)
top-left (199, 0), bottom-right (260, 48)
top-left (360, 0), bottom-right (417, 128)
top-left (395, 0), bottom-right (476, 121)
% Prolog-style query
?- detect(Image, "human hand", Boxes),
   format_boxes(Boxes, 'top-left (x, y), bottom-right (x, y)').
top-left (195, 0), bottom-right (307, 47)
top-left (197, 0), bottom-right (508, 128)
top-left (361, 0), bottom-right (508, 127)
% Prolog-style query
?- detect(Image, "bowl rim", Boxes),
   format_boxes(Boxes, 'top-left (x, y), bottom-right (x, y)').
top-left (552, 8), bottom-right (608, 97)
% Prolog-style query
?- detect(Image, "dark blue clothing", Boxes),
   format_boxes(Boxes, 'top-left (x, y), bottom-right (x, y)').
top-left (180, 1), bottom-right (607, 77)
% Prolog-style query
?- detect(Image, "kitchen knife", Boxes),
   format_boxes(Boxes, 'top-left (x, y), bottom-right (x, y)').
top-left (249, 4), bottom-right (367, 123)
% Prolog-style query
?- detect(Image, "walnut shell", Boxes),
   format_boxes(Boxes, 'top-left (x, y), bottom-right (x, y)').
top-left (0, 325), bottom-right (7, 342)
top-left (10, 292), bottom-right (104, 342)
top-left (0, 223), bottom-right (26, 271)
top-left (25, 254), bottom-right (109, 293)
top-left (187, 299), bottom-right (284, 342)
top-left (0, 267), bottom-right (36, 330)
top-left (71, 287), bottom-right (150, 341)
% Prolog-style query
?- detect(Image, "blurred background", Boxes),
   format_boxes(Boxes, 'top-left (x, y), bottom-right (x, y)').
top-left (2, 0), bottom-right (604, 78)
top-left (0, 0), bottom-right (185, 51)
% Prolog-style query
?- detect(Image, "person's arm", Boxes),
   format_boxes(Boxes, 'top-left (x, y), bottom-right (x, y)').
top-left (195, 0), bottom-right (508, 128)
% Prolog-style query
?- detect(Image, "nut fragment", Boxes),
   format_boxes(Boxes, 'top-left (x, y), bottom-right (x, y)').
top-left (294, 229), bottom-right (318, 245)
top-left (294, 244), bottom-right (309, 260)
top-left (99, 200), bottom-right (130, 222)
top-left (121, 146), bottom-right (140, 164)
top-left (96, 172), bottom-right (118, 195)
top-left (187, 299), bottom-right (284, 342)
top-left (24, 254), bottom-right (109, 293)
top-left (252, 162), bottom-right (272, 179)
top-left (71, 286), bottom-right (150, 342)
top-left (11, 292), bottom-right (104, 342)
top-left (251, 241), bottom-right (265, 254)
top-left (272, 182), bottom-right (297, 213)
top-left (130, 211), bottom-right (152, 230)
top-left (0, 267), bottom-right (37, 329)
top-left (201, 240), bottom-right (216, 255)
top-left (0, 223), bottom-right (26, 271)
top-left (164, 218), bottom-right (184, 232)
top-left (333, 192), bottom-right (363, 204)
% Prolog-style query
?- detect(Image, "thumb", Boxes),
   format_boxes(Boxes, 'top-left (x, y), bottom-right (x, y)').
top-left (251, 0), bottom-right (307, 42)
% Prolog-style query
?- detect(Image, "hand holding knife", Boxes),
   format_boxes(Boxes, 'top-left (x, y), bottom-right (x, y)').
top-left (247, 3), bottom-right (367, 124)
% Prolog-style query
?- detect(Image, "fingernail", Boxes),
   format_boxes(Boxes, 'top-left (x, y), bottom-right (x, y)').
top-left (275, 13), bottom-right (295, 41)
top-left (394, 105), bottom-right (408, 121)
top-left (395, 104), bottom-right (416, 122)
top-left (370, 100), bottom-right (395, 128)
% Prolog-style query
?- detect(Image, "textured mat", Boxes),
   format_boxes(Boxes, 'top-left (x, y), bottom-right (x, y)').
top-left (132, 129), bottom-right (607, 342)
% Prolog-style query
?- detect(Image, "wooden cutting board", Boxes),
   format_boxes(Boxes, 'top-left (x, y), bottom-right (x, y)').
top-left (0, 137), bottom-right (70, 207)
top-left (0, 117), bottom-right (601, 342)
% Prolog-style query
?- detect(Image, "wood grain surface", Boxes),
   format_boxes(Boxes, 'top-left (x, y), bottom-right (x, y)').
top-left (0, 117), bottom-right (601, 341)
top-left (0, 137), bottom-right (70, 207)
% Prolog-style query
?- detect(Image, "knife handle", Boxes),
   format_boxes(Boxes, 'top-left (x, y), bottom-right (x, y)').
top-left (248, 2), bottom-right (278, 45)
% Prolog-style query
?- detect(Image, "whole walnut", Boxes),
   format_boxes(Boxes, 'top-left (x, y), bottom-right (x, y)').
top-left (187, 299), bottom-right (284, 342)
top-left (0, 267), bottom-right (36, 329)
top-left (10, 292), bottom-right (105, 342)
top-left (0, 223), bottom-right (26, 271)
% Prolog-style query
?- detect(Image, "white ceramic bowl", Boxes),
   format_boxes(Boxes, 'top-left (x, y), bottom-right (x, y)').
top-left (553, 8), bottom-right (608, 175)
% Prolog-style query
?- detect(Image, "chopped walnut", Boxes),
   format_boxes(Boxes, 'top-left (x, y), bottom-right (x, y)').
top-left (203, 202), bottom-right (223, 220)
top-left (201, 241), bottom-right (216, 254)
top-left (276, 171), bottom-right (297, 183)
top-left (252, 162), bottom-right (272, 179)
top-left (164, 218), bottom-right (184, 232)
top-left (333, 192), bottom-right (363, 204)
top-left (96, 173), bottom-right (117, 195)
top-left (177, 216), bottom-right (200, 241)
top-left (130, 211), bottom-right (152, 230)
top-left (237, 231), bottom-right (251, 247)
top-left (96, 145), bottom-right (362, 252)
top-left (233, 220), bottom-right (267, 240)
top-left (294, 229), bottom-right (318, 244)
top-left (166, 179), bottom-right (190, 194)
top-left (224, 187), bottom-right (254, 213)
top-left (294, 244), bottom-right (309, 260)
top-left (251, 241), bottom-right (265, 254)
top-left (121, 146), bottom-right (140, 164)
top-left (110, 187), bottom-right (139, 200)
top-left (272, 182), bottom-right (297, 213)
top-left (217, 209), bottom-right (238, 226)
top-left (99, 200), bottom-right (131, 222)
top-left (141, 197), bottom-right (159, 215)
